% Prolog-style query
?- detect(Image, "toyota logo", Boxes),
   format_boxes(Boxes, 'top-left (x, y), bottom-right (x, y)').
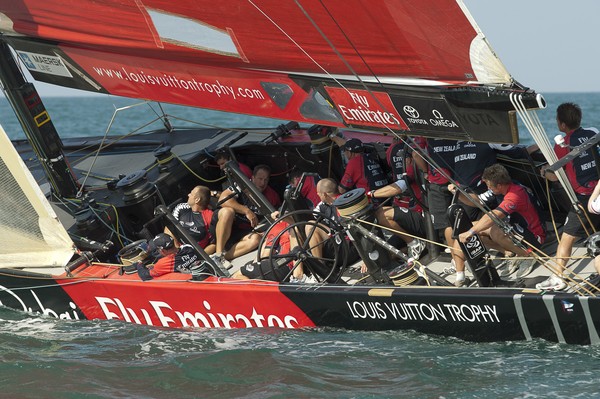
top-left (403, 105), bottom-right (419, 118)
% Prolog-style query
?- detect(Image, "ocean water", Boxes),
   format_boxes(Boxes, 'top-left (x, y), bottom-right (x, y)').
top-left (1, 92), bottom-right (600, 399)
top-left (2, 92), bottom-right (600, 143)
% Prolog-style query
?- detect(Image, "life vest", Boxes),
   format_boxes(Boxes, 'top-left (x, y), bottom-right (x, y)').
top-left (556, 127), bottom-right (599, 195)
top-left (362, 152), bottom-right (389, 191)
top-left (386, 141), bottom-right (424, 211)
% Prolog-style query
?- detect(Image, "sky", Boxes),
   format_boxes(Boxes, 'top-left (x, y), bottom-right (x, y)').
top-left (464, 0), bottom-right (600, 93)
top-left (26, 0), bottom-right (600, 96)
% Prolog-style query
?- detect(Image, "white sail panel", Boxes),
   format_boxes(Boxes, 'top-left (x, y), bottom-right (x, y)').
top-left (469, 34), bottom-right (512, 85)
top-left (0, 124), bottom-right (75, 268)
top-left (456, 0), bottom-right (512, 85)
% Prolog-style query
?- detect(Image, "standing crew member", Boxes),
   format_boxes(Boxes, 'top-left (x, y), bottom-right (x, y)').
top-left (538, 102), bottom-right (600, 290)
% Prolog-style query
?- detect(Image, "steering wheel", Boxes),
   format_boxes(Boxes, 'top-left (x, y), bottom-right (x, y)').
top-left (257, 210), bottom-right (350, 283)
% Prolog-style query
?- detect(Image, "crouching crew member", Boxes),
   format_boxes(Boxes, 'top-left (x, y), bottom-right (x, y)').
top-left (309, 178), bottom-right (360, 266)
top-left (450, 164), bottom-right (546, 287)
top-left (136, 233), bottom-right (210, 281)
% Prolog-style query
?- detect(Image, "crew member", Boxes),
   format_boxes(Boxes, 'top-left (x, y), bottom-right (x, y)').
top-left (452, 140), bottom-right (536, 220)
top-left (307, 178), bottom-right (360, 269)
top-left (210, 164), bottom-right (281, 268)
top-left (538, 102), bottom-right (600, 290)
top-left (386, 135), bottom-right (426, 211)
top-left (450, 164), bottom-right (546, 287)
top-left (413, 138), bottom-right (456, 253)
top-left (170, 185), bottom-right (215, 252)
top-left (331, 137), bottom-right (389, 196)
top-left (288, 169), bottom-right (320, 209)
top-left (136, 233), bottom-right (209, 281)
top-left (368, 178), bottom-right (426, 260)
top-left (214, 150), bottom-right (253, 178)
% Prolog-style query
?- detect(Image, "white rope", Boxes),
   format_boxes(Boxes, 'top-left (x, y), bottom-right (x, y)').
top-left (509, 93), bottom-right (578, 208)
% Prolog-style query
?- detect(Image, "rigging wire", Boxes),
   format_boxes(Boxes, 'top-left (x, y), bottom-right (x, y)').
top-left (509, 93), bottom-right (578, 208)
top-left (76, 101), bottom-right (152, 197)
top-left (250, 0), bottom-right (595, 278)
top-left (247, 0), bottom-right (354, 93)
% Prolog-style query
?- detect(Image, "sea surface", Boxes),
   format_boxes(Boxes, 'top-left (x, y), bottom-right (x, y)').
top-left (2, 92), bottom-right (600, 143)
top-left (1, 92), bottom-right (600, 399)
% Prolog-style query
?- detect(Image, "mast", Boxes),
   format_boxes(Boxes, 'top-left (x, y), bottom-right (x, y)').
top-left (0, 40), bottom-right (79, 198)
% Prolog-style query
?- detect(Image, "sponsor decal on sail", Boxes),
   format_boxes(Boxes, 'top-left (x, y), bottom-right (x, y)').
top-left (16, 51), bottom-right (73, 78)
top-left (325, 87), bottom-right (407, 130)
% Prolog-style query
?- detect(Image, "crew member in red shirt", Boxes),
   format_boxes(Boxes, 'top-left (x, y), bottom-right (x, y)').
top-left (386, 135), bottom-right (426, 211)
top-left (215, 150), bottom-right (253, 178)
top-left (136, 233), bottom-right (209, 281)
top-left (538, 102), bottom-right (600, 290)
top-left (451, 164), bottom-right (545, 287)
top-left (335, 138), bottom-right (388, 196)
top-left (288, 169), bottom-right (320, 209)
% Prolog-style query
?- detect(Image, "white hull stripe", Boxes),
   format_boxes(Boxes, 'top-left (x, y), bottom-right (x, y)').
top-left (579, 296), bottom-right (600, 345)
top-left (513, 294), bottom-right (532, 341)
top-left (543, 295), bottom-right (565, 344)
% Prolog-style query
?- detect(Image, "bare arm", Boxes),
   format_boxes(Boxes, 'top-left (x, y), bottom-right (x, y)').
top-left (370, 180), bottom-right (405, 198)
top-left (412, 150), bottom-right (428, 173)
top-left (219, 189), bottom-right (258, 227)
top-left (527, 143), bottom-right (539, 154)
top-left (588, 183), bottom-right (600, 214)
top-left (457, 209), bottom-right (505, 243)
top-left (447, 184), bottom-right (480, 207)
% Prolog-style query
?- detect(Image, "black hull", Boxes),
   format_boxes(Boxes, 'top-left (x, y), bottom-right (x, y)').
top-left (1, 268), bottom-right (598, 345)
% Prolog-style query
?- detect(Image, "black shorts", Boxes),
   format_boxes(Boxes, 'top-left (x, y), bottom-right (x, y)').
top-left (428, 183), bottom-right (453, 229)
top-left (562, 195), bottom-right (600, 237)
top-left (393, 207), bottom-right (426, 237)
top-left (513, 224), bottom-right (544, 249)
top-left (209, 209), bottom-right (253, 250)
top-left (323, 239), bottom-right (361, 265)
top-left (461, 204), bottom-right (483, 224)
top-left (459, 184), bottom-right (488, 222)
top-left (240, 260), bottom-right (291, 281)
